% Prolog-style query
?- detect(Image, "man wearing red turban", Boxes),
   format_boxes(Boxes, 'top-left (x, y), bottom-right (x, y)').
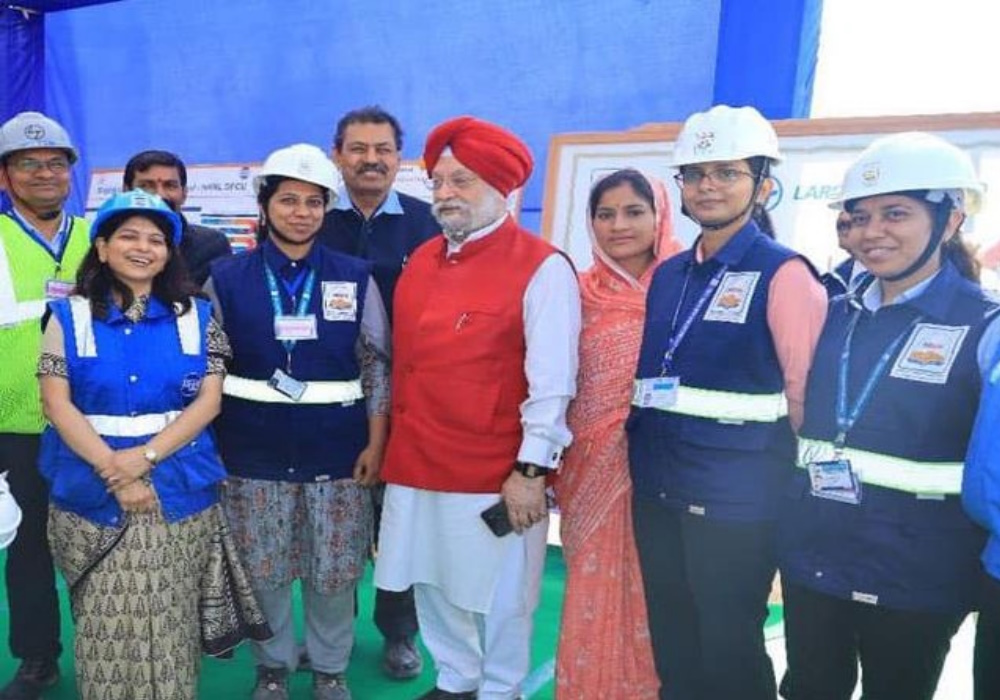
top-left (375, 117), bottom-right (581, 700)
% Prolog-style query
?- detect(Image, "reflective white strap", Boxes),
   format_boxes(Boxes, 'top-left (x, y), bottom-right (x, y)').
top-left (69, 297), bottom-right (202, 357)
top-left (0, 236), bottom-right (47, 327)
top-left (69, 296), bottom-right (97, 357)
top-left (86, 410), bottom-right (181, 438)
top-left (175, 303), bottom-right (201, 356)
top-left (635, 383), bottom-right (789, 423)
top-left (223, 375), bottom-right (364, 405)
top-left (797, 438), bottom-right (963, 496)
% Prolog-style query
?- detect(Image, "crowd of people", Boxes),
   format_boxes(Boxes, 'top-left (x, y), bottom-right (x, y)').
top-left (0, 102), bottom-right (999, 700)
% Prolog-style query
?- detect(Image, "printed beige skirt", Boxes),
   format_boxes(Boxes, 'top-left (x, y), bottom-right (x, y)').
top-left (49, 505), bottom-right (217, 700)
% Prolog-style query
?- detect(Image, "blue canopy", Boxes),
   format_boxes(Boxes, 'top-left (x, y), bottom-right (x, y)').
top-left (1, 0), bottom-right (822, 226)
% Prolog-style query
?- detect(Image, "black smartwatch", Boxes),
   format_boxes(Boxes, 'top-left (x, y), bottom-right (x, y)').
top-left (514, 462), bottom-right (550, 478)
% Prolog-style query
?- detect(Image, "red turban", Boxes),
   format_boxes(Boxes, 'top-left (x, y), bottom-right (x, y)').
top-left (423, 116), bottom-right (533, 197)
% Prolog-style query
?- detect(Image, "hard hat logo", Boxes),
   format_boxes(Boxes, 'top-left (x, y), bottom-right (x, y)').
top-left (693, 131), bottom-right (716, 156)
top-left (130, 192), bottom-right (154, 208)
top-left (861, 164), bottom-right (880, 188)
top-left (24, 123), bottom-right (46, 141)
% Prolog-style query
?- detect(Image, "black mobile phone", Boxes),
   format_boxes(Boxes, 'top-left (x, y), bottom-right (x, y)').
top-left (480, 500), bottom-right (514, 537)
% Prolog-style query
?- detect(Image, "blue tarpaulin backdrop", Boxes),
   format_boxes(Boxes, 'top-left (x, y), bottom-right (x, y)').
top-left (1, 0), bottom-right (822, 229)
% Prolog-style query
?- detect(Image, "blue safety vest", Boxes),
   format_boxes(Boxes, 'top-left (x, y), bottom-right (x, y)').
top-left (780, 262), bottom-right (996, 613)
top-left (628, 221), bottom-right (805, 521)
top-left (39, 295), bottom-right (223, 526)
top-left (210, 240), bottom-right (370, 482)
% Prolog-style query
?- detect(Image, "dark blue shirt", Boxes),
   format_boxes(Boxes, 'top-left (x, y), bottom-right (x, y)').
top-left (316, 189), bottom-right (439, 323)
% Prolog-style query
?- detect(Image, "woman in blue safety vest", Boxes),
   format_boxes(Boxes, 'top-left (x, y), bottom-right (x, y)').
top-left (964, 260), bottom-right (1000, 700)
top-left (37, 190), bottom-right (237, 699)
top-left (628, 105), bottom-right (827, 700)
top-left (206, 144), bottom-right (390, 700)
top-left (778, 132), bottom-right (1000, 700)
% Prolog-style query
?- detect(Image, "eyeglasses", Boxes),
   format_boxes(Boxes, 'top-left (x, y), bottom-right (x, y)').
top-left (10, 157), bottom-right (71, 175)
top-left (427, 173), bottom-right (480, 192)
top-left (673, 167), bottom-right (754, 187)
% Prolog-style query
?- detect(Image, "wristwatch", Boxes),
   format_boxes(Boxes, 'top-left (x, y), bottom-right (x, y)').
top-left (143, 447), bottom-right (160, 467)
top-left (514, 462), bottom-right (550, 479)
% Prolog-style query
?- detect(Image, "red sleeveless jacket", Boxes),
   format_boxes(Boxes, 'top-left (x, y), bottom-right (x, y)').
top-left (382, 218), bottom-right (556, 492)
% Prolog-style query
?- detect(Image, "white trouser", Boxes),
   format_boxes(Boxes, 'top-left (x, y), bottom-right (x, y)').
top-left (250, 583), bottom-right (355, 674)
top-left (414, 520), bottom-right (548, 700)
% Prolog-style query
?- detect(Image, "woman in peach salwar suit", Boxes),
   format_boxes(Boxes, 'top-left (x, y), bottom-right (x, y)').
top-left (555, 169), bottom-right (681, 699)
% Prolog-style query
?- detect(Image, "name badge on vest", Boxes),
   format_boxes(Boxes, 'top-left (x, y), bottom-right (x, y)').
top-left (807, 459), bottom-right (862, 505)
top-left (268, 368), bottom-right (307, 402)
top-left (322, 281), bottom-right (357, 322)
top-left (274, 314), bottom-right (318, 341)
top-left (45, 279), bottom-right (74, 300)
top-left (633, 377), bottom-right (679, 410)
top-left (703, 271), bottom-right (760, 324)
top-left (890, 323), bottom-right (968, 385)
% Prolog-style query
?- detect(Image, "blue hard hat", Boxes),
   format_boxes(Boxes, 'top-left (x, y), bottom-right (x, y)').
top-left (91, 191), bottom-right (183, 246)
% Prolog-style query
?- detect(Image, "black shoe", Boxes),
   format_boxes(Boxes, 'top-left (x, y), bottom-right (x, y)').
top-left (415, 689), bottom-right (477, 700)
top-left (0, 659), bottom-right (60, 700)
top-left (383, 637), bottom-right (423, 680)
top-left (251, 666), bottom-right (289, 700)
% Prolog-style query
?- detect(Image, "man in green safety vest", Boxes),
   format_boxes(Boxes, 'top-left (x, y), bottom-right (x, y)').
top-left (0, 111), bottom-right (90, 700)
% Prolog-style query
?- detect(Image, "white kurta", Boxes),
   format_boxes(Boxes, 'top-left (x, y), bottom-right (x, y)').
top-left (375, 218), bottom-right (580, 612)
top-left (376, 485), bottom-right (547, 613)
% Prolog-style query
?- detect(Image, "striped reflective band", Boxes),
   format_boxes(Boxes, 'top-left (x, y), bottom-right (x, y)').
top-left (633, 383), bottom-right (788, 423)
top-left (86, 410), bottom-right (181, 438)
top-left (69, 296), bottom-right (202, 357)
top-left (223, 375), bottom-right (363, 405)
top-left (797, 437), bottom-right (962, 496)
top-left (0, 237), bottom-right (46, 327)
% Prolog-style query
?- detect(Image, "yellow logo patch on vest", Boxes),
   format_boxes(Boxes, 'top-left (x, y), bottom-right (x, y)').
top-left (322, 281), bottom-right (357, 322)
top-left (703, 271), bottom-right (760, 324)
top-left (890, 323), bottom-right (969, 384)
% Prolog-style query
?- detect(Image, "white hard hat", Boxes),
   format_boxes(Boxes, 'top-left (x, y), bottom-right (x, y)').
top-left (0, 111), bottom-right (79, 164)
top-left (672, 105), bottom-right (782, 167)
top-left (0, 472), bottom-right (22, 550)
top-left (831, 132), bottom-right (984, 214)
top-left (253, 144), bottom-right (339, 211)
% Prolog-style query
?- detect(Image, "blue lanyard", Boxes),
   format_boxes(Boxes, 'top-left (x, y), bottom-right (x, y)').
top-left (264, 263), bottom-right (316, 357)
top-left (835, 310), bottom-right (923, 450)
top-left (660, 264), bottom-right (729, 375)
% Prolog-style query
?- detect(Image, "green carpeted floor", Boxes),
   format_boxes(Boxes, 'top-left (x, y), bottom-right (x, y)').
top-left (0, 547), bottom-right (566, 699)
top-left (0, 546), bottom-right (782, 699)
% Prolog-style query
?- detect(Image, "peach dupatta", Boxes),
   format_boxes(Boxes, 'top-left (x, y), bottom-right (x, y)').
top-left (555, 175), bottom-right (681, 699)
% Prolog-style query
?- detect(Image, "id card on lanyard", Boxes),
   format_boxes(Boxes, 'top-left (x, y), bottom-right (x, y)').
top-left (808, 310), bottom-right (924, 505)
top-left (264, 262), bottom-right (317, 383)
top-left (633, 264), bottom-right (728, 408)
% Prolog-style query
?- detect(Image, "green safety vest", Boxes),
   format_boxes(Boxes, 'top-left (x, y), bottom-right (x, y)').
top-left (0, 213), bottom-right (90, 433)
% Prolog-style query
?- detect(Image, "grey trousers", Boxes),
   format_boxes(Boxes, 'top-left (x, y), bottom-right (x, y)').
top-left (250, 583), bottom-right (355, 674)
